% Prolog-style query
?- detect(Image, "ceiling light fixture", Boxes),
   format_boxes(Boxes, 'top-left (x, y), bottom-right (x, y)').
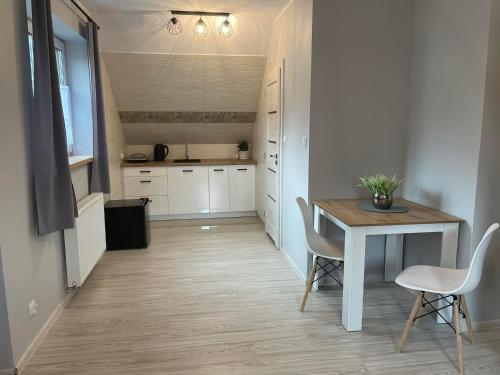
top-left (194, 16), bottom-right (209, 37)
top-left (168, 10), bottom-right (233, 39)
top-left (166, 15), bottom-right (183, 35)
top-left (218, 17), bottom-right (233, 39)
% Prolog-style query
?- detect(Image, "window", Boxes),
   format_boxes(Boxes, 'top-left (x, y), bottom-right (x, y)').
top-left (28, 22), bottom-right (74, 154)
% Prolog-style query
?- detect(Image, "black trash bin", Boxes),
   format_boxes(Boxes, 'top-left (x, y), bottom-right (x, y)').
top-left (104, 198), bottom-right (150, 250)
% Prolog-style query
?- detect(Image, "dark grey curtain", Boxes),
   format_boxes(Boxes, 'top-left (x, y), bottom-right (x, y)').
top-left (88, 22), bottom-right (110, 194)
top-left (32, 0), bottom-right (76, 235)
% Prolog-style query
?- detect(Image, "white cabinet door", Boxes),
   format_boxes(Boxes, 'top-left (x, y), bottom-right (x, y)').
top-left (125, 195), bottom-right (169, 216)
top-left (209, 167), bottom-right (230, 213)
top-left (123, 167), bottom-right (166, 177)
top-left (167, 166), bottom-right (209, 214)
top-left (124, 176), bottom-right (167, 197)
top-left (229, 165), bottom-right (255, 212)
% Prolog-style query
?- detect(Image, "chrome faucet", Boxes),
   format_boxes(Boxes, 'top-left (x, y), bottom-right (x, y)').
top-left (184, 144), bottom-right (190, 160)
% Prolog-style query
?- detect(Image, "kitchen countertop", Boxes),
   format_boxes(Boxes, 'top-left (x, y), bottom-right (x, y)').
top-left (121, 158), bottom-right (257, 168)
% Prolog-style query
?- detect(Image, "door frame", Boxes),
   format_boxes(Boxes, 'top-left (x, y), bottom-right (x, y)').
top-left (265, 61), bottom-right (285, 249)
top-left (278, 59), bottom-right (285, 250)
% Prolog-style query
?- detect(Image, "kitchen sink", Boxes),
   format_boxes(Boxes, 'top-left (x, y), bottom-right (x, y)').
top-left (173, 159), bottom-right (201, 163)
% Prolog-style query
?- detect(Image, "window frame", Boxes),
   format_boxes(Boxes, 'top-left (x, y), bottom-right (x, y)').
top-left (27, 19), bottom-right (74, 155)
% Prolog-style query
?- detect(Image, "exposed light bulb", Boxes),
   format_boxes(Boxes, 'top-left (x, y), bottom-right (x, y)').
top-left (194, 17), bottom-right (209, 37)
top-left (217, 18), bottom-right (233, 39)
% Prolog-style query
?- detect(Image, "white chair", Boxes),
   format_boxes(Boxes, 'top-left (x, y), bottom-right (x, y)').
top-left (296, 197), bottom-right (344, 312)
top-left (395, 223), bottom-right (499, 374)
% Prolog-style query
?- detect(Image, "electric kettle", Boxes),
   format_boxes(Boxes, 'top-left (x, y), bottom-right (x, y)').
top-left (153, 144), bottom-right (169, 161)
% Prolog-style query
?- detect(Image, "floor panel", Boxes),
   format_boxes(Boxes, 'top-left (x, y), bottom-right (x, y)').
top-left (22, 220), bottom-right (500, 374)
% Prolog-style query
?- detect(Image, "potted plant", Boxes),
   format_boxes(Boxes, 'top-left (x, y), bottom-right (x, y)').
top-left (359, 174), bottom-right (403, 210)
top-left (238, 140), bottom-right (250, 159)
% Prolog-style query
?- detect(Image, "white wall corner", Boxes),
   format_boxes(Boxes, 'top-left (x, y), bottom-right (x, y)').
top-left (281, 247), bottom-right (307, 284)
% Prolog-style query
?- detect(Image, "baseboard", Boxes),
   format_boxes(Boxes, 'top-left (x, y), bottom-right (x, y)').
top-left (15, 290), bottom-right (75, 374)
top-left (149, 211), bottom-right (257, 221)
top-left (472, 318), bottom-right (500, 331)
top-left (0, 368), bottom-right (15, 375)
top-left (280, 246), bottom-right (307, 284)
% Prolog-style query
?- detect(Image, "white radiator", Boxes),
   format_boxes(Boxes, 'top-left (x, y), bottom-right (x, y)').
top-left (64, 193), bottom-right (106, 288)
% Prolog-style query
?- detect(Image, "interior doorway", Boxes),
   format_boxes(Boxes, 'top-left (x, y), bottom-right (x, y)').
top-left (265, 64), bottom-right (283, 248)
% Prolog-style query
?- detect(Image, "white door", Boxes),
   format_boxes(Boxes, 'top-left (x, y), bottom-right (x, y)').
top-left (229, 165), bottom-right (255, 212)
top-left (167, 166), bottom-right (209, 214)
top-left (209, 166), bottom-right (230, 213)
top-left (265, 68), bottom-right (281, 247)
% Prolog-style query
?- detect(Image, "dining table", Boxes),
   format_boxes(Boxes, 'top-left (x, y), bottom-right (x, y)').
top-left (311, 198), bottom-right (463, 332)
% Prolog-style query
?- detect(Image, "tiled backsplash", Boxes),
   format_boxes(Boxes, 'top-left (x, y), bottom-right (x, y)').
top-left (126, 144), bottom-right (245, 160)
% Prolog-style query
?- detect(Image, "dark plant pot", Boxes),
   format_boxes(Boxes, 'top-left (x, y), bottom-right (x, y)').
top-left (372, 194), bottom-right (393, 210)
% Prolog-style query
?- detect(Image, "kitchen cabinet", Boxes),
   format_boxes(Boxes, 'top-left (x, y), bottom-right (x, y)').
top-left (229, 165), bottom-right (255, 212)
top-left (123, 163), bottom-right (255, 218)
top-left (167, 166), bottom-right (209, 214)
top-left (125, 195), bottom-right (168, 216)
top-left (123, 167), bottom-right (169, 217)
top-left (209, 166), bottom-right (230, 213)
top-left (124, 176), bottom-right (167, 197)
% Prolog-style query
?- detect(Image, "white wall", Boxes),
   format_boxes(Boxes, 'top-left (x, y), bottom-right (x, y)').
top-left (402, 0), bottom-right (491, 270)
top-left (0, 0), bottom-right (70, 364)
top-left (253, 0), bottom-right (313, 278)
top-left (469, 0), bottom-right (500, 321)
top-left (0, 0), bottom-right (91, 365)
top-left (0, 249), bottom-right (14, 371)
top-left (307, 0), bottom-right (411, 279)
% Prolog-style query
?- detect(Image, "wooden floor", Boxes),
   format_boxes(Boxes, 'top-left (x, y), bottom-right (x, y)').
top-left (23, 219), bottom-right (500, 374)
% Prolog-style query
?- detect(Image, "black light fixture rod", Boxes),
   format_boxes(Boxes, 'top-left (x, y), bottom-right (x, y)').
top-left (171, 10), bottom-right (230, 17)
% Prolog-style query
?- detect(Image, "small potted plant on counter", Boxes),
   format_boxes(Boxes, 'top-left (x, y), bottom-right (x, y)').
top-left (359, 174), bottom-right (403, 210)
top-left (238, 140), bottom-right (250, 159)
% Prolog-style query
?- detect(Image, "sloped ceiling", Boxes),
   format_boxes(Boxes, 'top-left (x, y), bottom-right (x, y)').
top-left (82, 0), bottom-right (284, 144)
top-left (102, 53), bottom-right (265, 144)
top-left (103, 53), bottom-right (265, 112)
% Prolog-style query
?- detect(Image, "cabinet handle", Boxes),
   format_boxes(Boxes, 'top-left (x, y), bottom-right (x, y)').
top-left (140, 180), bottom-right (152, 183)
top-left (140, 170), bottom-right (151, 173)
top-left (214, 169), bottom-right (224, 172)
top-left (237, 168), bottom-right (248, 171)
top-left (182, 169), bottom-right (193, 173)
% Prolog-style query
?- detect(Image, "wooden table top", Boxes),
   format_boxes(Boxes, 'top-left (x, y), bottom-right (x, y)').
top-left (121, 158), bottom-right (257, 168)
top-left (312, 198), bottom-right (463, 227)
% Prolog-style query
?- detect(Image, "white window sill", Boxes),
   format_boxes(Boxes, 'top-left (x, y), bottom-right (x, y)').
top-left (69, 155), bottom-right (93, 170)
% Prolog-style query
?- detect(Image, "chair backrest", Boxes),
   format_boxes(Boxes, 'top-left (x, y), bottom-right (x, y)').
top-left (457, 223), bottom-right (499, 294)
top-left (296, 197), bottom-right (317, 252)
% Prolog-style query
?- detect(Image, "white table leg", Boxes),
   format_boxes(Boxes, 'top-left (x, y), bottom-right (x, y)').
top-left (438, 222), bottom-right (459, 323)
top-left (384, 234), bottom-right (404, 282)
top-left (313, 204), bottom-right (320, 233)
top-left (312, 206), bottom-right (327, 290)
top-left (342, 227), bottom-right (367, 331)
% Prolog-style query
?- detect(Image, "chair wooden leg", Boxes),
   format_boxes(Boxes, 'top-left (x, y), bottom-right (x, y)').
top-left (397, 292), bottom-right (424, 352)
top-left (454, 297), bottom-right (464, 374)
top-left (461, 295), bottom-right (476, 345)
top-left (300, 257), bottom-right (319, 312)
